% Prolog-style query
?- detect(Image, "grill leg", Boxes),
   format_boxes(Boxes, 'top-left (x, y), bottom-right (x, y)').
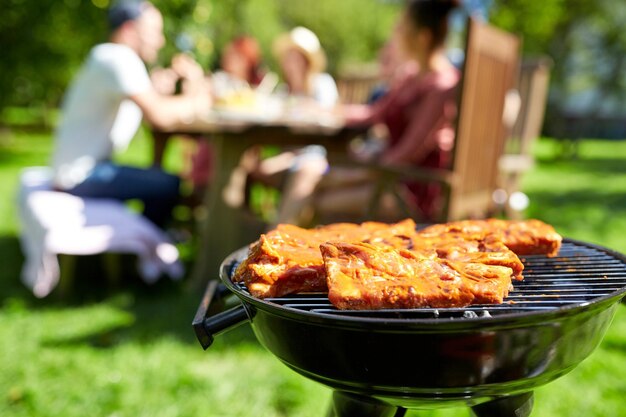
top-left (326, 391), bottom-right (406, 417)
top-left (471, 392), bottom-right (534, 417)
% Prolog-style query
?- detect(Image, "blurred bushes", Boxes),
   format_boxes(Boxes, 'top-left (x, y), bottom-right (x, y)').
top-left (491, 0), bottom-right (626, 128)
top-left (2, 0), bottom-right (625, 134)
top-left (142, 0), bottom-right (401, 76)
top-left (0, 0), bottom-right (401, 116)
top-left (0, 0), bottom-right (107, 112)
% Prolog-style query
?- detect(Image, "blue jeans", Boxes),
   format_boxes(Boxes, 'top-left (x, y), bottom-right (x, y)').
top-left (65, 162), bottom-right (180, 227)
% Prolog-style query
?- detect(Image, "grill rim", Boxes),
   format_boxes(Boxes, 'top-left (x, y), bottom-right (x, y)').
top-left (220, 238), bottom-right (626, 330)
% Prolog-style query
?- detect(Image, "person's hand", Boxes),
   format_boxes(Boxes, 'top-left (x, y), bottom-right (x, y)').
top-left (150, 67), bottom-right (178, 95)
top-left (192, 89), bottom-right (213, 115)
top-left (181, 74), bottom-right (212, 100)
top-left (171, 53), bottom-right (205, 82)
top-left (341, 104), bottom-right (373, 126)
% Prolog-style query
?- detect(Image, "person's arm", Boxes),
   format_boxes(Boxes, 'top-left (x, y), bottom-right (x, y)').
top-left (170, 53), bottom-right (206, 84)
top-left (142, 54), bottom-right (212, 166)
top-left (110, 48), bottom-right (212, 131)
top-left (130, 83), bottom-right (211, 131)
top-left (380, 88), bottom-right (451, 166)
top-left (342, 96), bottom-right (390, 127)
top-left (150, 67), bottom-right (179, 95)
top-left (342, 103), bottom-right (376, 126)
top-left (341, 77), bottom-right (404, 127)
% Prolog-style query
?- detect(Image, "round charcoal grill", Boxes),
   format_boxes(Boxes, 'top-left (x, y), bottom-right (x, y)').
top-left (193, 239), bottom-right (626, 417)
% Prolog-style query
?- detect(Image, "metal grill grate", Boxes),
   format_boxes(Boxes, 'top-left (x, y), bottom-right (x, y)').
top-left (229, 240), bottom-right (626, 320)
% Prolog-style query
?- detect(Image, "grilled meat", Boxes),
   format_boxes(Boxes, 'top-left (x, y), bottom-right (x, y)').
top-left (412, 235), bottom-right (524, 280)
top-left (234, 218), bottom-right (561, 306)
top-left (321, 242), bottom-right (514, 310)
top-left (233, 219), bottom-right (420, 298)
top-left (418, 219), bottom-right (562, 257)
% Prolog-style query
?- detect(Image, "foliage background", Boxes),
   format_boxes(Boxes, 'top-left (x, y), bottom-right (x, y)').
top-left (0, 0), bottom-right (400, 113)
top-left (3, 0), bottom-right (626, 135)
top-left (489, 0), bottom-right (626, 137)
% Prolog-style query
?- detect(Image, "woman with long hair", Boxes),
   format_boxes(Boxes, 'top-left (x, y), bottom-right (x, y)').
top-left (316, 0), bottom-right (461, 221)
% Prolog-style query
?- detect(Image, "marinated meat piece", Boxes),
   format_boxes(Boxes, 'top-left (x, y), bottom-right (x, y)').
top-left (418, 219), bottom-right (562, 257)
top-left (233, 219), bottom-right (421, 298)
top-left (412, 235), bottom-right (524, 280)
top-left (321, 242), bottom-right (515, 310)
top-left (234, 218), bottom-right (560, 304)
top-left (233, 231), bottom-right (327, 298)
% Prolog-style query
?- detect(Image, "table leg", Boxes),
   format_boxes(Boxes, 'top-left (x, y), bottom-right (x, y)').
top-left (189, 135), bottom-right (251, 288)
top-left (151, 131), bottom-right (172, 168)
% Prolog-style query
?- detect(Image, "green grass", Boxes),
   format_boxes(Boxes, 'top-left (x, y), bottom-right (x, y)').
top-left (0, 127), bottom-right (625, 417)
top-left (523, 138), bottom-right (626, 253)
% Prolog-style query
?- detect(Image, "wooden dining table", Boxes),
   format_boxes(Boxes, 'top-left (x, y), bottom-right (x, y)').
top-left (153, 106), bottom-right (363, 287)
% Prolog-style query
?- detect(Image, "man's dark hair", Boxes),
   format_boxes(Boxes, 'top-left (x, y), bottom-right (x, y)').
top-left (107, 0), bottom-right (152, 31)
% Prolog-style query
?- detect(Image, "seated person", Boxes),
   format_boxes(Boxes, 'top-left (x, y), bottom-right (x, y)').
top-left (314, 0), bottom-right (461, 221)
top-left (350, 28), bottom-right (420, 162)
top-left (368, 28), bottom-right (419, 105)
top-left (51, 1), bottom-right (211, 228)
top-left (212, 35), bottom-right (266, 98)
top-left (273, 26), bottom-right (339, 107)
top-left (246, 27), bottom-right (339, 227)
top-left (184, 35), bottom-right (267, 204)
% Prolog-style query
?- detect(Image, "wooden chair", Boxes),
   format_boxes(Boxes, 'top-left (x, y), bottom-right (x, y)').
top-left (336, 65), bottom-right (381, 104)
top-left (498, 57), bottom-right (553, 218)
top-left (353, 19), bottom-right (522, 223)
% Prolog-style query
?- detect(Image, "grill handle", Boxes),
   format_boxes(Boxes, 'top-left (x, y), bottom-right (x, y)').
top-left (192, 280), bottom-right (252, 349)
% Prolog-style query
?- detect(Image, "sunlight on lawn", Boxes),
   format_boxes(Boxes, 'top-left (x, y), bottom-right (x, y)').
top-left (523, 138), bottom-right (626, 253)
top-left (0, 130), bottom-right (625, 417)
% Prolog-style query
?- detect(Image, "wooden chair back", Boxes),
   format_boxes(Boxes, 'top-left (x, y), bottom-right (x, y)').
top-left (337, 66), bottom-right (380, 104)
top-left (496, 57), bottom-right (552, 218)
top-left (508, 57), bottom-right (552, 155)
top-left (445, 18), bottom-right (521, 220)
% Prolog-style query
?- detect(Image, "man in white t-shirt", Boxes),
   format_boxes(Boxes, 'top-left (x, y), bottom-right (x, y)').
top-left (51, 0), bottom-right (211, 227)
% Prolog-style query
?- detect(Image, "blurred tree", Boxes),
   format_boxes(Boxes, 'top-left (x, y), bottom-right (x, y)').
top-left (0, 0), bottom-right (106, 113)
top-left (0, 0), bottom-right (400, 118)
top-left (490, 0), bottom-right (626, 136)
top-left (156, 0), bottom-right (400, 73)
top-left (276, 0), bottom-right (398, 73)
top-left (2, 0), bottom-right (623, 137)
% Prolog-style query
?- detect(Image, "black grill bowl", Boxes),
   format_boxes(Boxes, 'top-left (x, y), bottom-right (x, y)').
top-left (193, 239), bottom-right (626, 410)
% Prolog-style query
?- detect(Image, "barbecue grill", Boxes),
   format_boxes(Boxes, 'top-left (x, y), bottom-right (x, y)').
top-left (193, 239), bottom-right (626, 417)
